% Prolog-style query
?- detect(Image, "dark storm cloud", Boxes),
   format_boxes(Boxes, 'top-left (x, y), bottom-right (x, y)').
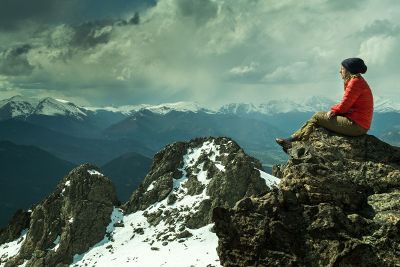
top-left (0, 0), bottom-right (76, 30)
top-left (0, 44), bottom-right (34, 75)
top-left (0, 0), bottom-right (154, 31)
top-left (176, 0), bottom-right (218, 25)
top-left (325, 0), bottom-right (366, 10)
top-left (56, 15), bottom-right (141, 50)
top-left (359, 19), bottom-right (400, 37)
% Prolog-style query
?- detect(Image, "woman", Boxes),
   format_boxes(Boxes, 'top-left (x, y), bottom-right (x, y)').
top-left (276, 57), bottom-right (373, 151)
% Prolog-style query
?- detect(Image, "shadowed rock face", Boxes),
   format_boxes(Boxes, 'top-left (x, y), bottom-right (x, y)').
top-left (0, 210), bottom-right (30, 245)
top-left (123, 137), bottom-right (271, 230)
top-left (1, 164), bottom-right (118, 267)
top-left (213, 128), bottom-right (400, 267)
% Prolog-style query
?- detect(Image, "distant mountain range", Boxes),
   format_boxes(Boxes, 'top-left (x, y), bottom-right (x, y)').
top-left (1, 94), bottom-right (399, 164)
top-left (0, 94), bottom-right (399, 226)
top-left (3, 95), bottom-right (399, 121)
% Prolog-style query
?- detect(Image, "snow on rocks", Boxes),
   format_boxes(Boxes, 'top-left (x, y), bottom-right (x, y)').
top-left (71, 140), bottom-right (229, 267)
top-left (0, 229), bottom-right (28, 266)
top-left (256, 168), bottom-right (280, 188)
top-left (72, 137), bottom-right (273, 267)
top-left (87, 169), bottom-right (104, 176)
top-left (71, 209), bottom-right (220, 267)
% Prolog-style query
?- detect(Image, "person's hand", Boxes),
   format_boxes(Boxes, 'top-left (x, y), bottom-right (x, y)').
top-left (326, 111), bottom-right (336, 119)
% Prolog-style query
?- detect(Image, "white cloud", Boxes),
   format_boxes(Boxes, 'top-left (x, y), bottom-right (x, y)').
top-left (263, 62), bottom-right (309, 83)
top-left (358, 35), bottom-right (396, 65)
top-left (229, 62), bottom-right (259, 76)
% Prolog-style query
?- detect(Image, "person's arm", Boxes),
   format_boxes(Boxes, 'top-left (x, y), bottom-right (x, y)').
top-left (331, 79), bottom-right (362, 114)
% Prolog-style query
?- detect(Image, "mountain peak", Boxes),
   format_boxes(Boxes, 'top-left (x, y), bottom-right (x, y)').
top-left (213, 128), bottom-right (400, 266)
top-left (34, 97), bottom-right (87, 119)
top-left (124, 136), bottom-right (276, 224)
top-left (68, 137), bottom-right (278, 266)
top-left (0, 163), bottom-right (118, 266)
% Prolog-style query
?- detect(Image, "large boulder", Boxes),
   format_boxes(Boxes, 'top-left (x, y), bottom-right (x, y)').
top-left (1, 164), bottom-right (118, 267)
top-left (213, 128), bottom-right (400, 267)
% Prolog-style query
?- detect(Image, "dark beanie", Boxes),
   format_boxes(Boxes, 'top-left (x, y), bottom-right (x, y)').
top-left (341, 58), bottom-right (367, 74)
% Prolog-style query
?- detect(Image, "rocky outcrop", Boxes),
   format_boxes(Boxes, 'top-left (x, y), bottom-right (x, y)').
top-left (124, 137), bottom-right (272, 231)
top-left (213, 128), bottom-right (400, 267)
top-left (0, 210), bottom-right (30, 245)
top-left (1, 164), bottom-right (118, 267)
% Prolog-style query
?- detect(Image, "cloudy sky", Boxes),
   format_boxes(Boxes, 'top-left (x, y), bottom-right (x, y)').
top-left (0, 0), bottom-right (399, 108)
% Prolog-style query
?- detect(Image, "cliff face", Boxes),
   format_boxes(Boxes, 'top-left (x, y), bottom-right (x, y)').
top-left (0, 164), bottom-right (118, 267)
top-left (213, 128), bottom-right (400, 267)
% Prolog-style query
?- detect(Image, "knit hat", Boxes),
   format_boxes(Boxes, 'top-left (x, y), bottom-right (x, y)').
top-left (341, 58), bottom-right (367, 74)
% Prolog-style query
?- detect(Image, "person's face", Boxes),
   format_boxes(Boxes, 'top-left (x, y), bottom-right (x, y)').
top-left (340, 65), bottom-right (348, 80)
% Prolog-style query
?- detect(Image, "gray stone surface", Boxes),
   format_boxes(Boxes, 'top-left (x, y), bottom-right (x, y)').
top-left (213, 128), bottom-right (400, 267)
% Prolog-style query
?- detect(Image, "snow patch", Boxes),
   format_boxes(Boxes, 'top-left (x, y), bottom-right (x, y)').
top-left (87, 169), bottom-right (104, 176)
top-left (0, 229), bottom-right (28, 266)
top-left (52, 235), bottom-right (61, 252)
top-left (146, 181), bottom-right (156, 192)
top-left (257, 168), bottom-right (280, 188)
top-left (55, 98), bottom-right (70, 103)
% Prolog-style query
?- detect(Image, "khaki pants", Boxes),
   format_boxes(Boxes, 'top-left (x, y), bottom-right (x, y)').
top-left (292, 111), bottom-right (368, 141)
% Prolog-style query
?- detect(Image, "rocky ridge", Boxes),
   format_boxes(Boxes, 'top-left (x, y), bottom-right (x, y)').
top-left (0, 164), bottom-right (118, 267)
top-left (0, 137), bottom-right (279, 266)
top-left (213, 127), bottom-right (400, 266)
top-left (123, 136), bottom-right (274, 241)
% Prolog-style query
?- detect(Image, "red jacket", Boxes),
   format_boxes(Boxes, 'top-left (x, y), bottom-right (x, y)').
top-left (330, 76), bottom-right (373, 130)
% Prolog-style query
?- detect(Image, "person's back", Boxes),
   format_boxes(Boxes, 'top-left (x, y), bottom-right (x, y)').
top-left (331, 76), bottom-right (373, 130)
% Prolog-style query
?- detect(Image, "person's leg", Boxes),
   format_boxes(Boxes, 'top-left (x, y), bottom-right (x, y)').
top-left (316, 115), bottom-right (367, 136)
top-left (277, 111), bottom-right (367, 151)
top-left (291, 111), bottom-right (325, 140)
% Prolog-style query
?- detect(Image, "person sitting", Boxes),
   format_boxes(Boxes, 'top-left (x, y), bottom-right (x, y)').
top-left (276, 57), bottom-right (373, 151)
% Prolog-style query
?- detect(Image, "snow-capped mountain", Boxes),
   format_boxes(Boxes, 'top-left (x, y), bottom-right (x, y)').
top-left (84, 101), bottom-right (216, 115)
top-left (0, 95), bottom-right (87, 120)
top-left (0, 95), bottom-right (37, 118)
top-left (33, 97), bottom-right (87, 119)
top-left (2, 95), bottom-right (399, 123)
top-left (374, 96), bottom-right (400, 113)
top-left (219, 96), bottom-right (336, 115)
top-left (0, 137), bottom-right (279, 267)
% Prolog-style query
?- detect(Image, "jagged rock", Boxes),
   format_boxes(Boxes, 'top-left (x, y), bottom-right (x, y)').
top-left (213, 128), bottom-right (400, 267)
top-left (2, 164), bottom-right (118, 267)
top-left (123, 137), bottom-right (271, 232)
top-left (0, 209), bottom-right (30, 245)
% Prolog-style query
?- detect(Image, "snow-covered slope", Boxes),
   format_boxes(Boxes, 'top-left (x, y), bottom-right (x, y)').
top-left (33, 97), bottom-right (87, 119)
top-left (0, 230), bottom-right (28, 265)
